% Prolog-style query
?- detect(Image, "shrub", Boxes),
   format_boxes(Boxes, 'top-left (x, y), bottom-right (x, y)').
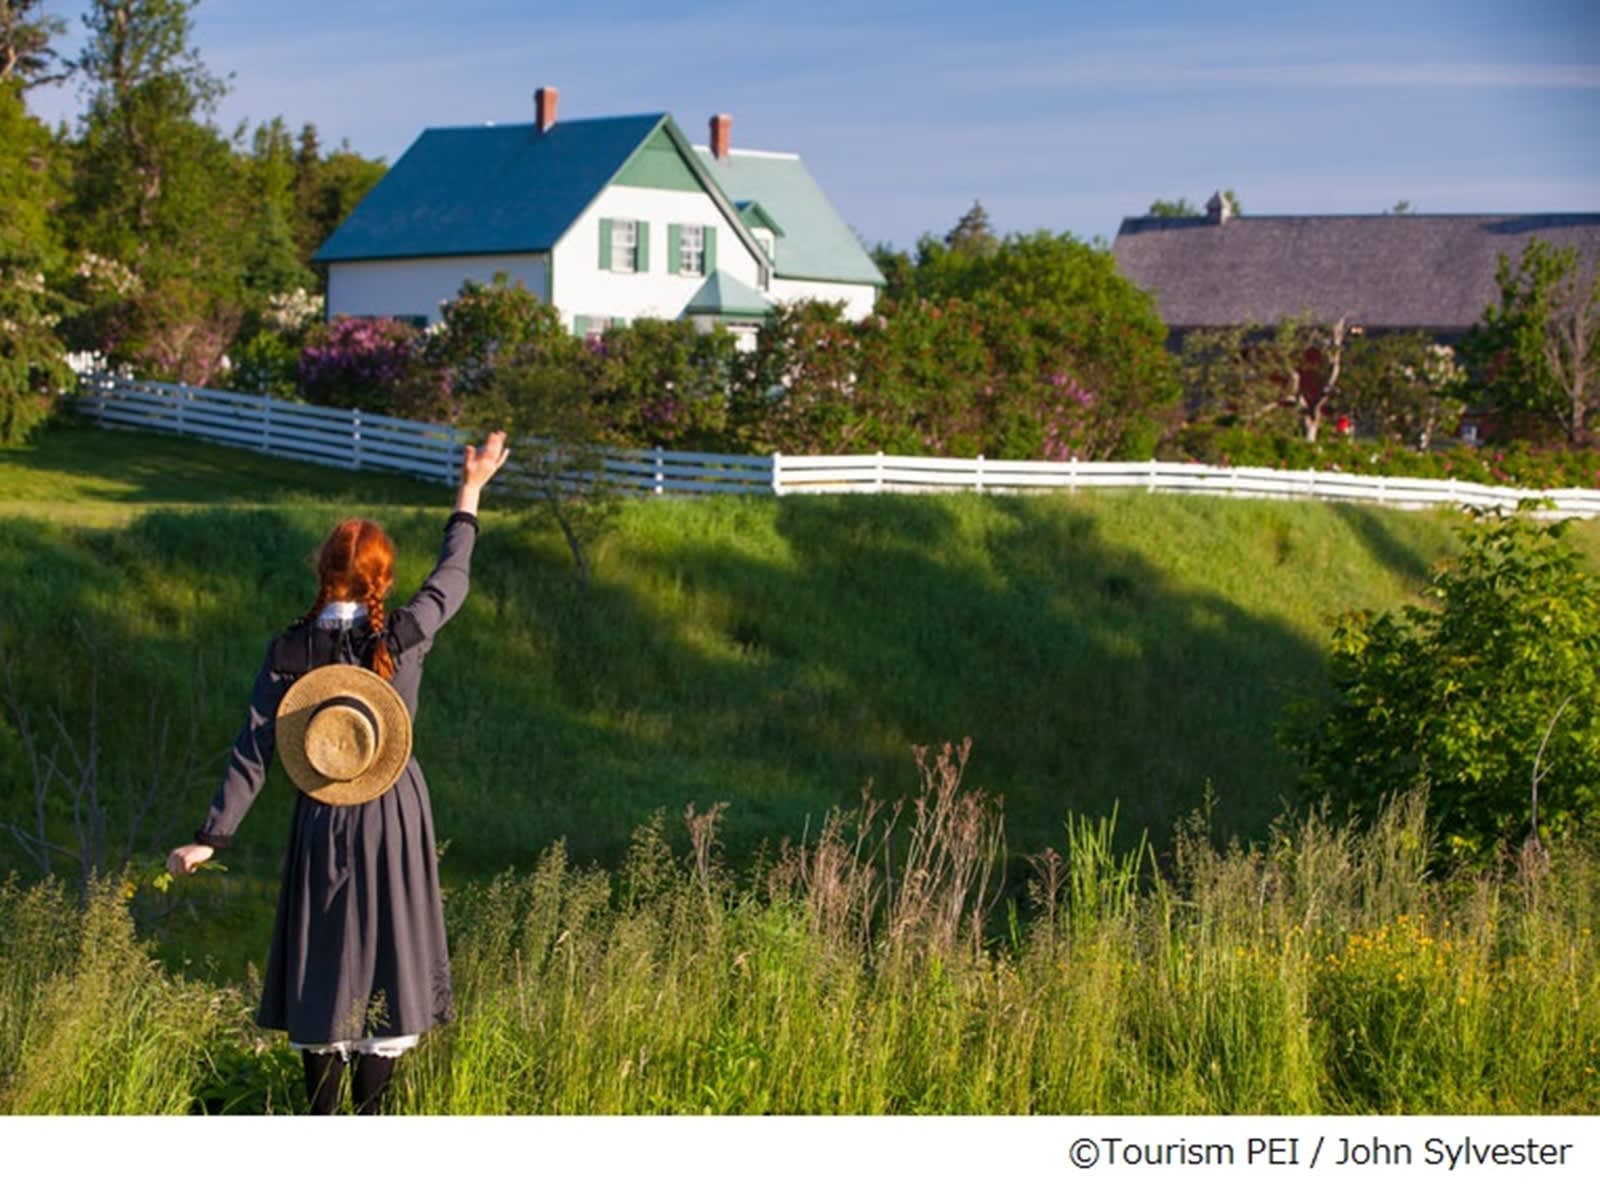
top-left (590, 318), bottom-right (737, 449)
top-left (1294, 509), bottom-right (1600, 860)
top-left (298, 316), bottom-right (422, 412)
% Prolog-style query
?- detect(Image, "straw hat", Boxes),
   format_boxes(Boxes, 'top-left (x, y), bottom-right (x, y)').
top-left (275, 665), bottom-right (412, 806)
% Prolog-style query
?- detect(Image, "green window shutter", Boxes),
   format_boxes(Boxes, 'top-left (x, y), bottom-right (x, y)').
top-left (668, 224), bottom-right (682, 274)
top-left (704, 225), bottom-right (717, 274)
top-left (574, 315), bottom-right (589, 336)
top-left (636, 221), bottom-right (650, 272)
top-left (598, 219), bottom-right (613, 270)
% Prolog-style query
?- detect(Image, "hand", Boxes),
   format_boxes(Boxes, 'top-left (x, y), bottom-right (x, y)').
top-left (462, 431), bottom-right (510, 489)
top-left (166, 843), bottom-right (214, 877)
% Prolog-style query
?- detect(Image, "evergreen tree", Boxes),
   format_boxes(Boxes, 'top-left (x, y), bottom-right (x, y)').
top-left (0, 0), bottom-right (69, 93)
top-left (944, 199), bottom-right (998, 256)
top-left (242, 117), bottom-right (314, 298)
top-left (69, 1), bottom-right (243, 380)
top-left (0, 81), bottom-right (72, 442)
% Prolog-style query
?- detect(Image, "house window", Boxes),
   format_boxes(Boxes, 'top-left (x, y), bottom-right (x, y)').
top-left (575, 315), bottom-right (629, 337)
top-left (680, 225), bottom-right (705, 276)
top-left (754, 229), bottom-right (776, 264)
top-left (611, 220), bottom-right (639, 273)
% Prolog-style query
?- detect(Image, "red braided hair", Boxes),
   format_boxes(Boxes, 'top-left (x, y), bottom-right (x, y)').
top-left (304, 519), bottom-right (397, 680)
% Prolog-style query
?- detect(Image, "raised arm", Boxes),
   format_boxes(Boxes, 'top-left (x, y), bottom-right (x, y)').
top-left (454, 430), bottom-right (510, 518)
top-left (395, 431), bottom-right (511, 643)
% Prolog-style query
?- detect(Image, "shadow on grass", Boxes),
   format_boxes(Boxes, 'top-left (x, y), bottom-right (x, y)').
top-left (1, 491), bottom-right (1333, 913)
top-left (0, 427), bottom-right (443, 508)
top-left (1329, 501), bottom-right (1447, 585)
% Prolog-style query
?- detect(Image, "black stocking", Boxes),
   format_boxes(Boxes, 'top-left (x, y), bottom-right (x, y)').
top-left (302, 1050), bottom-right (346, 1116)
top-left (353, 1052), bottom-right (396, 1115)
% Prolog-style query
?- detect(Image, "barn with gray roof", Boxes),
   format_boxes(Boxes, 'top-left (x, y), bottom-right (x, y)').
top-left (1111, 199), bottom-right (1600, 340)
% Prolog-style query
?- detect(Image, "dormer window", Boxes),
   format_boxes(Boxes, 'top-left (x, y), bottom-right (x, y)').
top-left (754, 229), bottom-right (776, 264)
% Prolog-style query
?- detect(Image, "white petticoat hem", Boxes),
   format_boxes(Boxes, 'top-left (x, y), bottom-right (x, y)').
top-left (290, 1034), bottom-right (420, 1061)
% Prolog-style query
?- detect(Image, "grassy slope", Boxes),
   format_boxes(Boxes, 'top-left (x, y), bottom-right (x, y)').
top-left (6, 427), bottom-right (1596, 920)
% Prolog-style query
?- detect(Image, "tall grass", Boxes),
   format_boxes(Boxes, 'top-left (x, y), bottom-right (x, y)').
top-left (401, 777), bottom-right (1598, 1115)
top-left (11, 765), bottom-right (1588, 1116)
top-left (0, 875), bottom-right (229, 1113)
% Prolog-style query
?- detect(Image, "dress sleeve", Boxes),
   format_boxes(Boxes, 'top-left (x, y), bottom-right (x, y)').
top-left (194, 640), bottom-right (293, 850)
top-left (394, 511), bottom-right (479, 645)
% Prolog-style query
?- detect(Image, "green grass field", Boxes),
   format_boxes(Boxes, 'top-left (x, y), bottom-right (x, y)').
top-left (4, 425), bottom-right (1599, 1114)
top-left (2, 425), bottom-right (1505, 879)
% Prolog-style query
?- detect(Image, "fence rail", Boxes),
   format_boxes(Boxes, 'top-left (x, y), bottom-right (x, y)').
top-left (76, 376), bottom-right (1600, 518)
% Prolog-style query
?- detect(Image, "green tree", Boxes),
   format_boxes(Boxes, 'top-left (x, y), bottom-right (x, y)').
top-left (68, 0), bottom-right (243, 381)
top-left (1146, 197), bottom-right (1199, 218)
top-left (856, 295), bottom-right (997, 455)
top-left (72, 0), bottom-right (228, 235)
top-left (0, 0), bottom-right (69, 93)
top-left (1460, 238), bottom-right (1600, 446)
top-left (0, 80), bottom-right (72, 443)
top-left (869, 241), bottom-right (915, 303)
top-left (591, 318), bottom-right (737, 450)
top-left (487, 334), bottom-right (617, 588)
top-left (943, 200), bottom-right (998, 258)
top-left (1146, 190), bottom-right (1242, 218)
top-left (1182, 312), bottom-right (1351, 442)
top-left (1295, 510), bottom-right (1600, 860)
top-left (731, 300), bottom-right (862, 454)
top-left (241, 117), bottom-right (314, 300)
top-left (292, 123), bottom-right (385, 266)
top-left (1341, 331), bottom-right (1464, 448)
top-left (412, 274), bottom-right (571, 423)
top-left (922, 231), bottom-right (1181, 455)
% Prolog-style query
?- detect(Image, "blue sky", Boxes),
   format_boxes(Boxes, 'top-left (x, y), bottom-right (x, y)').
top-left (29, 0), bottom-right (1599, 248)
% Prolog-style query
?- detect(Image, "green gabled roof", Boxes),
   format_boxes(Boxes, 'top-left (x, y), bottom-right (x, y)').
top-left (696, 148), bottom-right (885, 287)
top-left (314, 113), bottom-right (670, 262)
top-left (734, 200), bottom-right (786, 237)
top-left (683, 270), bottom-right (774, 319)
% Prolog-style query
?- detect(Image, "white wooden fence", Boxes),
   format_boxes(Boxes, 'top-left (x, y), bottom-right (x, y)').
top-left (76, 376), bottom-right (1600, 517)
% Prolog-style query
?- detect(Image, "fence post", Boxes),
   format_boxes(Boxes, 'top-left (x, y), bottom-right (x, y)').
top-left (875, 450), bottom-right (885, 494)
top-left (1306, 467), bottom-right (1315, 498)
top-left (1147, 458), bottom-right (1156, 494)
top-left (261, 397), bottom-right (273, 452)
top-left (654, 446), bottom-right (664, 496)
top-left (1069, 455), bottom-right (1077, 495)
top-left (771, 451), bottom-right (783, 497)
top-left (446, 429), bottom-right (460, 487)
top-left (352, 410), bottom-right (363, 470)
top-left (975, 454), bottom-right (985, 494)
top-left (176, 384), bottom-right (189, 436)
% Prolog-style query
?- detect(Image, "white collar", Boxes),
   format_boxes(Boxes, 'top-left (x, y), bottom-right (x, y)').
top-left (315, 601), bottom-right (367, 626)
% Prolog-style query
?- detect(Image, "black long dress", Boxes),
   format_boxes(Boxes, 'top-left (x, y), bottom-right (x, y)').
top-left (194, 512), bottom-right (477, 1045)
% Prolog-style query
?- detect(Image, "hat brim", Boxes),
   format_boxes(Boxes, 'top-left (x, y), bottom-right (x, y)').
top-left (276, 664), bottom-right (413, 806)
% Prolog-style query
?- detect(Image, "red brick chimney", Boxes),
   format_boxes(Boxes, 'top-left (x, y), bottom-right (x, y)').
top-left (710, 113), bottom-right (731, 161)
top-left (536, 87), bottom-right (559, 133)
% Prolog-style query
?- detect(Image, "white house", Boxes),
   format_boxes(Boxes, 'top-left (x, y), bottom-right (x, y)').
top-left (313, 88), bottom-right (884, 341)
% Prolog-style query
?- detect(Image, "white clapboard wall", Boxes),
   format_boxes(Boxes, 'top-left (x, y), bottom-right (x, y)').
top-left (77, 376), bottom-right (1600, 517)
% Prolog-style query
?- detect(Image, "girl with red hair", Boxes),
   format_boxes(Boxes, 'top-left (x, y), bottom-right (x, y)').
top-left (167, 431), bottom-right (510, 1114)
